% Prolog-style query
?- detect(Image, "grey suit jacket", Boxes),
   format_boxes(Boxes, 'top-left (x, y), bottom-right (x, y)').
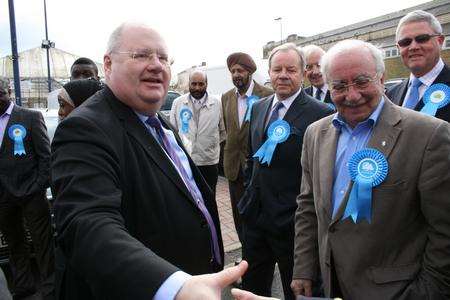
top-left (293, 99), bottom-right (450, 299)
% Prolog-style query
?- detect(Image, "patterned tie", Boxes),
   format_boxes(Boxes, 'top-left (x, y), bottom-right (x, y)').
top-left (266, 101), bottom-right (285, 130)
top-left (315, 88), bottom-right (322, 100)
top-left (146, 115), bottom-right (222, 265)
top-left (404, 77), bottom-right (423, 109)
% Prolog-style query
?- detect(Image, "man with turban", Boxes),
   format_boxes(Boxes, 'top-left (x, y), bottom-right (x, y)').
top-left (222, 52), bottom-right (272, 244)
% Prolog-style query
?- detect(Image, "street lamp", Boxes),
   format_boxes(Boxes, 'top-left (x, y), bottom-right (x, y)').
top-left (274, 17), bottom-right (283, 44)
top-left (41, 0), bottom-right (55, 93)
top-left (8, 0), bottom-right (22, 106)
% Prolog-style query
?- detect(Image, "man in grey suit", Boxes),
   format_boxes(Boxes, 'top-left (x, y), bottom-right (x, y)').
top-left (292, 40), bottom-right (450, 299)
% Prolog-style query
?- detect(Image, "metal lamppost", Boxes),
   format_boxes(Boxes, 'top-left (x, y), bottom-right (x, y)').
top-left (8, 0), bottom-right (22, 105)
top-left (41, 0), bottom-right (54, 92)
top-left (274, 17), bottom-right (283, 44)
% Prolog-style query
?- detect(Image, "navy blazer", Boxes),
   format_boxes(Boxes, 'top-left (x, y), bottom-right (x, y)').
top-left (386, 64), bottom-right (450, 123)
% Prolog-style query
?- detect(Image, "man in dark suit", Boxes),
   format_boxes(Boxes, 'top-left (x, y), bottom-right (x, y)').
top-left (0, 77), bottom-right (54, 299)
top-left (222, 53), bottom-right (273, 242)
top-left (240, 43), bottom-right (333, 299)
top-left (386, 10), bottom-right (449, 122)
top-left (303, 45), bottom-right (333, 107)
top-left (293, 39), bottom-right (450, 300)
top-left (51, 23), bottom-right (246, 300)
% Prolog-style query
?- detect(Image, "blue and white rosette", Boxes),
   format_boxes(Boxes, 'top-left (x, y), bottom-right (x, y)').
top-left (179, 108), bottom-right (193, 134)
top-left (253, 119), bottom-right (290, 165)
top-left (244, 95), bottom-right (260, 122)
top-left (343, 148), bottom-right (388, 223)
top-left (8, 124), bottom-right (27, 156)
top-left (326, 103), bottom-right (336, 111)
top-left (420, 84), bottom-right (450, 116)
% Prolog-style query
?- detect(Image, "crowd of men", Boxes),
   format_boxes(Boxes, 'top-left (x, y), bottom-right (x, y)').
top-left (0, 8), bottom-right (448, 300)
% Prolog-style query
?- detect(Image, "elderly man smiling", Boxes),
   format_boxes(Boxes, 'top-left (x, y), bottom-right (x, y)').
top-left (290, 39), bottom-right (450, 300)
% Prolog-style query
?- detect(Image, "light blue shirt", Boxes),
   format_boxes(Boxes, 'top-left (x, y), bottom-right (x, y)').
top-left (331, 98), bottom-right (385, 217)
top-left (135, 112), bottom-right (192, 300)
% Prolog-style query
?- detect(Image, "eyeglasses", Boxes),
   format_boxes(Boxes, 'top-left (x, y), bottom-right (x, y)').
top-left (113, 50), bottom-right (173, 66)
top-left (330, 74), bottom-right (380, 94)
top-left (305, 63), bottom-right (320, 71)
top-left (397, 33), bottom-right (442, 48)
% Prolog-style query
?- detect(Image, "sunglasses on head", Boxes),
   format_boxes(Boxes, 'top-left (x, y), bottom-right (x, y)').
top-left (397, 33), bottom-right (441, 48)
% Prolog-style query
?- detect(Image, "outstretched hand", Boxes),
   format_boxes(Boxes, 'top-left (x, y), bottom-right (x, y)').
top-left (175, 260), bottom-right (248, 300)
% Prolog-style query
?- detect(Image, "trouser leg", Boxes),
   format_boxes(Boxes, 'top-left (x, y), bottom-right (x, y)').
top-left (228, 169), bottom-right (245, 242)
top-left (197, 164), bottom-right (219, 198)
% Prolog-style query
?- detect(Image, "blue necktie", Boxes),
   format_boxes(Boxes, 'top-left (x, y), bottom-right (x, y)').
top-left (315, 88), bottom-right (322, 100)
top-left (404, 77), bottom-right (423, 109)
top-left (266, 101), bottom-right (284, 130)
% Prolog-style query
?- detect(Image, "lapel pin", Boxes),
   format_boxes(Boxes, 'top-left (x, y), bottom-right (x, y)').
top-left (381, 141), bottom-right (386, 147)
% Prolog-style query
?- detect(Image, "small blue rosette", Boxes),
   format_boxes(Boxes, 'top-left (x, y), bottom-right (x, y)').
top-left (8, 124), bottom-right (27, 156)
top-left (179, 108), bottom-right (193, 134)
top-left (420, 83), bottom-right (450, 116)
top-left (244, 95), bottom-right (260, 122)
top-left (253, 119), bottom-right (290, 165)
top-left (343, 148), bottom-right (388, 223)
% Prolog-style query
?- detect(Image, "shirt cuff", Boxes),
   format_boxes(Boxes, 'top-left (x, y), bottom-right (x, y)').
top-left (153, 271), bottom-right (192, 300)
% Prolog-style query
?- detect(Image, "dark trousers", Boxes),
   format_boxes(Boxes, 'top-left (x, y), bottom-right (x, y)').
top-left (228, 168), bottom-right (245, 243)
top-left (197, 164), bottom-right (219, 198)
top-left (0, 191), bottom-right (54, 299)
top-left (242, 224), bottom-right (295, 300)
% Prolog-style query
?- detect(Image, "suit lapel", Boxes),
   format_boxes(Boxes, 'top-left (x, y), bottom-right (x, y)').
top-left (104, 90), bottom-right (194, 202)
top-left (319, 122), bottom-right (339, 221)
top-left (330, 100), bottom-right (402, 225)
top-left (283, 90), bottom-right (309, 125)
top-left (393, 80), bottom-right (409, 106)
top-left (255, 95), bottom-right (274, 147)
top-left (0, 105), bottom-right (21, 155)
top-left (229, 92), bottom-right (241, 131)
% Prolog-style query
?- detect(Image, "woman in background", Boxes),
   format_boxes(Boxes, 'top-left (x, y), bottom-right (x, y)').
top-left (58, 79), bottom-right (103, 121)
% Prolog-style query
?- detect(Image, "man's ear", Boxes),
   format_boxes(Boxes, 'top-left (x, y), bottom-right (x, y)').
top-left (103, 54), bottom-right (112, 78)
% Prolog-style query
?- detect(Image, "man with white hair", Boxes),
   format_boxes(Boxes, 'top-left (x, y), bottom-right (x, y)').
top-left (303, 45), bottom-right (333, 106)
top-left (291, 39), bottom-right (450, 299)
top-left (387, 10), bottom-right (449, 122)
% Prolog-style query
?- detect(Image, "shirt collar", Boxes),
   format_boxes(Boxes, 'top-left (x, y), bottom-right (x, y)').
top-left (312, 83), bottom-right (328, 95)
top-left (1, 101), bottom-right (14, 118)
top-left (189, 92), bottom-right (208, 105)
top-left (272, 88), bottom-right (302, 110)
top-left (235, 78), bottom-right (255, 98)
top-left (409, 58), bottom-right (444, 88)
top-left (332, 97), bottom-right (385, 130)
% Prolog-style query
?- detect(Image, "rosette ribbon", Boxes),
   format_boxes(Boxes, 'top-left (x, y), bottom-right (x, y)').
top-left (8, 124), bottom-right (27, 156)
top-left (244, 95), bottom-right (260, 122)
top-left (179, 108), bottom-right (193, 133)
top-left (343, 148), bottom-right (388, 223)
top-left (253, 119), bottom-right (290, 165)
top-left (420, 84), bottom-right (450, 116)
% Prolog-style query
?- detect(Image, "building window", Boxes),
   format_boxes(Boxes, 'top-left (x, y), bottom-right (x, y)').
top-left (444, 36), bottom-right (450, 49)
top-left (383, 47), bottom-right (399, 58)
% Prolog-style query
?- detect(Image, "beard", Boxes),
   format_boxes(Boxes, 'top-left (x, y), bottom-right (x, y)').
top-left (190, 89), bottom-right (206, 100)
top-left (233, 75), bottom-right (250, 90)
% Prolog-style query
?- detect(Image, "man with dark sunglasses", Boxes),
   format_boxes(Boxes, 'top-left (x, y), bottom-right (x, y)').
top-left (386, 10), bottom-right (449, 123)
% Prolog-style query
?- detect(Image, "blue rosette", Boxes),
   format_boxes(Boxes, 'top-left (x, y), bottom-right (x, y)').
top-left (8, 124), bottom-right (27, 156)
top-left (343, 148), bottom-right (388, 223)
top-left (420, 83), bottom-right (450, 116)
top-left (244, 95), bottom-right (260, 122)
top-left (253, 119), bottom-right (290, 165)
top-left (179, 108), bottom-right (193, 134)
top-left (326, 103), bottom-right (336, 111)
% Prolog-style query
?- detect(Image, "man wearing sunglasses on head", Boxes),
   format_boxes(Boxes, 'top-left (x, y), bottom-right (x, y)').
top-left (386, 10), bottom-right (449, 123)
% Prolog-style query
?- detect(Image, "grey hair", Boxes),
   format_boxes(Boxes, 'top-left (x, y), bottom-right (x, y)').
top-left (396, 10), bottom-right (442, 39)
top-left (320, 39), bottom-right (385, 82)
top-left (268, 42), bottom-right (305, 70)
top-left (189, 69), bottom-right (208, 83)
top-left (302, 44), bottom-right (325, 60)
top-left (106, 22), bottom-right (150, 54)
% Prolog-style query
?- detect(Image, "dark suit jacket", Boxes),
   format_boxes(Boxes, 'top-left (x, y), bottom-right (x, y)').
top-left (293, 99), bottom-right (450, 299)
top-left (386, 64), bottom-right (450, 122)
top-left (51, 87), bottom-right (224, 300)
top-left (221, 81), bottom-right (273, 181)
top-left (0, 104), bottom-right (50, 200)
top-left (241, 90), bottom-right (333, 233)
top-left (304, 86), bottom-right (333, 105)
